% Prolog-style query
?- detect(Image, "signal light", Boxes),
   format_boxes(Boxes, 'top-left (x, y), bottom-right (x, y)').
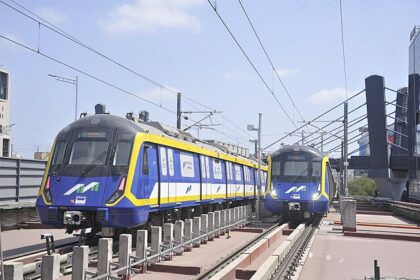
top-left (107, 176), bottom-right (127, 204)
top-left (43, 176), bottom-right (53, 203)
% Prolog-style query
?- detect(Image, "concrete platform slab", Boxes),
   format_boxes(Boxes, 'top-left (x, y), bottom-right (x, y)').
top-left (299, 211), bottom-right (420, 280)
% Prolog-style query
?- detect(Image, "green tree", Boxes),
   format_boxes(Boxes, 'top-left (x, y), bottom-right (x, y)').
top-left (348, 176), bottom-right (377, 196)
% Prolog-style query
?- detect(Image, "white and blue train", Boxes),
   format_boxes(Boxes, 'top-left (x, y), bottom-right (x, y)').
top-left (36, 105), bottom-right (268, 234)
top-left (265, 145), bottom-right (336, 219)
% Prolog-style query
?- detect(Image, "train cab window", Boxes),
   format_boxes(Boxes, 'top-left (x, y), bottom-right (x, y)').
top-left (52, 141), bottom-right (67, 165)
top-left (69, 132), bottom-right (109, 165)
top-left (312, 160), bottom-right (322, 178)
top-left (142, 145), bottom-right (149, 175)
top-left (113, 137), bottom-right (133, 166)
top-left (284, 161), bottom-right (308, 177)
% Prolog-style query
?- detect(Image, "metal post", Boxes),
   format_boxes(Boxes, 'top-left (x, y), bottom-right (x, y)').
top-left (75, 76), bottom-right (78, 121)
top-left (340, 141), bottom-right (344, 196)
top-left (177, 92), bottom-right (181, 129)
top-left (343, 102), bottom-right (349, 196)
top-left (301, 130), bottom-right (304, 145)
top-left (16, 159), bottom-right (20, 202)
top-left (0, 216), bottom-right (4, 280)
top-left (257, 113), bottom-right (262, 221)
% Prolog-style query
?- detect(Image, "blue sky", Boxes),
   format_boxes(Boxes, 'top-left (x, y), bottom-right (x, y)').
top-left (0, 0), bottom-right (418, 158)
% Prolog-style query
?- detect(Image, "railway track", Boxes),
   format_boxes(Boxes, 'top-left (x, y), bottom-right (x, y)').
top-left (271, 217), bottom-right (321, 280)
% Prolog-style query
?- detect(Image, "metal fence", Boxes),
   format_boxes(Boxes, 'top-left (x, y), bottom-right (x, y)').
top-left (0, 157), bottom-right (46, 204)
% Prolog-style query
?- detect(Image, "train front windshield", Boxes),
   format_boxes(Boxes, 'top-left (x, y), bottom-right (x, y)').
top-left (49, 130), bottom-right (134, 177)
top-left (271, 152), bottom-right (322, 183)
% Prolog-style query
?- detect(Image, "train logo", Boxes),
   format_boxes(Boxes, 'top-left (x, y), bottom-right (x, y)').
top-left (185, 185), bottom-right (192, 194)
top-left (284, 186), bottom-right (307, 194)
top-left (64, 182), bottom-right (100, 196)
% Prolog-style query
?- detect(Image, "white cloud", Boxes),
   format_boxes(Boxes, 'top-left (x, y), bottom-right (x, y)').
top-left (275, 68), bottom-right (300, 78)
top-left (101, 0), bottom-right (203, 34)
top-left (137, 87), bottom-right (178, 102)
top-left (307, 87), bottom-right (356, 104)
top-left (35, 7), bottom-right (68, 24)
top-left (224, 70), bottom-right (248, 80)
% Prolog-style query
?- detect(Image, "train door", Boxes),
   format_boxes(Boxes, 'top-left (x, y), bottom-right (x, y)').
top-left (137, 143), bottom-right (159, 206)
top-left (158, 146), bottom-right (170, 205)
top-left (200, 155), bottom-right (210, 200)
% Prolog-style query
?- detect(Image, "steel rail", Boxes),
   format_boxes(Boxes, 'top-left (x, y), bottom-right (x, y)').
top-left (272, 217), bottom-right (321, 280)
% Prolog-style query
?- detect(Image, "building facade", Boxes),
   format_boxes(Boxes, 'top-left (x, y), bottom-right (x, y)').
top-left (0, 69), bottom-right (11, 157)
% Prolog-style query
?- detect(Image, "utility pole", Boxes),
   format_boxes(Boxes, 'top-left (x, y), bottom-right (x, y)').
top-left (248, 113), bottom-right (262, 221)
top-left (343, 102), bottom-right (349, 196)
top-left (48, 74), bottom-right (78, 121)
top-left (177, 92), bottom-right (181, 129)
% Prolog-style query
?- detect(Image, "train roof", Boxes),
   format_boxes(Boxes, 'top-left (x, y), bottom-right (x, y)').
top-left (57, 111), bottom-right (261, 166)
top-left (271, 145), bottom-right (323, 158)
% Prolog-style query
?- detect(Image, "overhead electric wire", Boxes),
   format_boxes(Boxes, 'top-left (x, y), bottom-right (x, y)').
top-left (8, 33), bottom-right (257, 147)
top-left (2, 0), bottom-right (256, 146)
top-left (207, 0), bottom-right (296, 127)
top-left (237, 0), bottom-right (305, 122)
top-left (0, 34), bottom-right (178, 114)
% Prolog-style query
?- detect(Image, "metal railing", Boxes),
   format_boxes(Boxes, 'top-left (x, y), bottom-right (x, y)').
top-left (86, 217), bottom-right (248, 280)
top-left (0, 157), bottom-right (46, 204)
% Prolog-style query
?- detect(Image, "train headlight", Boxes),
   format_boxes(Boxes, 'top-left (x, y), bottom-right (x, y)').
top-left (106, 176), bottom-right (126, 204)
top-left (312, 183), bottom-right (322, 200)
top-left (43, 176), bottom-right (53, 203)
top-left (270, 184), bottom-right (278, 198)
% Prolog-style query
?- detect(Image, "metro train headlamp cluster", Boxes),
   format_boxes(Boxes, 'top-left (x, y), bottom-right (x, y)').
top-left (106, 176), bottom-right (127, 204)
top-left (43, 176), bottom-right (53, 203)
top-left (312, 183), bottom-right (322, 200)
top-left (270, 182), bottom-right (278, 198)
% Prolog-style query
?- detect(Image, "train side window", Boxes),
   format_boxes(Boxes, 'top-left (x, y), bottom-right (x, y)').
top-left (142, 145), bottom-right (149, 175)
top-left (213, 159), bottom-right (222, 179)
top-left (52, 141), bottom-right (67, 165)
top-left (180, 152), bottom-right (195, 178)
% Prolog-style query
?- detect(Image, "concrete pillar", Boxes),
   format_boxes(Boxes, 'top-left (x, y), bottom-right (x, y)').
top-left (193, 216), bottom-right (201, 247)
top-left (246, 205), bottom-right (252, 220)
top-left (136, 230), bottom-right (147, 272)
top-left (163, 223), bottom-right (174, 259)
top-left (214, 211), bottom-right (221, 237)
top-left (4, 262), bottom-right (23, 280)
top-left (151, 226), bottom-right (162, 262)
top-left (136, 230), bottom-right (147, 261)
top-left (220, 210), bottom-right (226, 234)
top-left (184, 219), bottom-right (193, 250)
top-left (119, 234), bottom-right (132, 277)
top-left (208, 212), bottom-right (215, 240)
top-left (98, 238), bottom-right (113, 279)
top-left (229, 208), bottom-right (234, 227)
top-left (174, 220), bottom-right (184, 255)
top-left (341, 198), bottom-right (357, 232)
top-left (41, 254), bottom-right (60, 280)
top-left (201, 214), bottom-right (208, 243)
top-left (72, 246), bottom-right (89, 280)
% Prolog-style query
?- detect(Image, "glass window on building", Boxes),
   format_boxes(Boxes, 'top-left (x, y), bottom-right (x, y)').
top-left (2, 139), bottom-right (9, 157)
top-left (0, 72), bottom-right (8, 100)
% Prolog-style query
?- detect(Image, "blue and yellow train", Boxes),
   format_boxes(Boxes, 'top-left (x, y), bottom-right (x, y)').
top-left (265, 145), bottom-right (336, 219)
top-left (36, 106), bottom-right (267, 234)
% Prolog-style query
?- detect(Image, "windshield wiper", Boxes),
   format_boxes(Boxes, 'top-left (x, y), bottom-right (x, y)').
top-left (81, 151), bottom-right (107, 175)
top-left (293, 168), bottom-right (309, 182)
